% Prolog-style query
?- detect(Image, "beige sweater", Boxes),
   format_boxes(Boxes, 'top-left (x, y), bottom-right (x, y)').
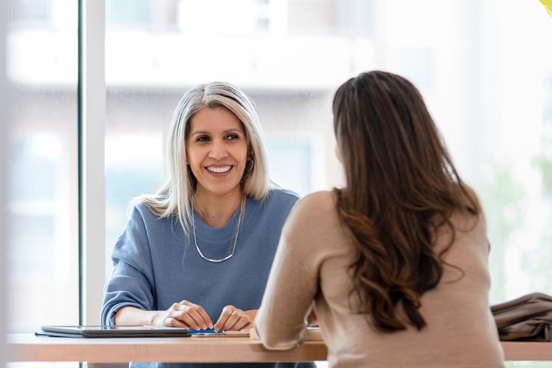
top-left (255, 191), bottom-right (505, 368)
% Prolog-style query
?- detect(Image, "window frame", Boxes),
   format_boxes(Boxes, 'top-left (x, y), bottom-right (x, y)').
top-left (1, 0), bottom-right (8, 359)
top-left (78, 0), bottom-right (106, 325)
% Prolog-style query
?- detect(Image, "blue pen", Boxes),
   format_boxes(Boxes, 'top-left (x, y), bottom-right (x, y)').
top-left (187, 328), bottom-right (225, 335)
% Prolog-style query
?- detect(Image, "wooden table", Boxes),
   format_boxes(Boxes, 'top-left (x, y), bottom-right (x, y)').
top-left (7, 334), bottom-right (327, 363)
top-left (6, 334), bottom-right (552, 363)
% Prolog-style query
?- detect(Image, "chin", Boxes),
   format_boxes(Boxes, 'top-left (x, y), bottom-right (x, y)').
top-left (205, 185), bottom-right (241, 197)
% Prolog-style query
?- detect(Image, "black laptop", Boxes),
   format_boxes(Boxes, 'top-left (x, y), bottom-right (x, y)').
top-left (39, 325), bottom-right (190, 338)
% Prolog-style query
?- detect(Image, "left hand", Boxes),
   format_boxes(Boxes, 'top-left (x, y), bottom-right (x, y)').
top-left (214, 305), bottom-right (252, 332)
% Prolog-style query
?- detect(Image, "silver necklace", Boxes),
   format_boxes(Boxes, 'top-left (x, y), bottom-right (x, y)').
top-left (192, 205), bottom-right (241, 263)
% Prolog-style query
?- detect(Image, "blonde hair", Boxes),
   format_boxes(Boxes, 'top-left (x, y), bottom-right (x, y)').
top-left (133, 81), bottom-right (275, 235)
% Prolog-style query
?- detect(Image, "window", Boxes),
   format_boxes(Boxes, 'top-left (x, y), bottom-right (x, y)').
top-left (6, 0), bottom-right (79, 335)
top-left (5, 1), bottom-right (79, 368)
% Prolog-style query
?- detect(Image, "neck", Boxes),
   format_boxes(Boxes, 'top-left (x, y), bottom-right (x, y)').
top-left (193, 188), bottom-right (242, 228)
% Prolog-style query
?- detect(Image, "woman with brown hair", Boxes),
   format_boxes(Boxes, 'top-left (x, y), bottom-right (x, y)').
top-left (255, 71), bottom-right (505, 367)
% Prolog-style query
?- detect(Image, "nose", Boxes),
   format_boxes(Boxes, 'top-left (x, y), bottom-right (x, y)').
top-left (209, 139), bottom-right (228, 160)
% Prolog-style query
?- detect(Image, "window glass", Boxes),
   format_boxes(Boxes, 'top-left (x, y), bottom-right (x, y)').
top-left (6, 0), bottom-right (79, 340)
top-left (105, 0), bottom-right (552, 337)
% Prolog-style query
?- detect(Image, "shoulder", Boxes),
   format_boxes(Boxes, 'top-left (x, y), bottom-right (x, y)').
top-left (241, 189), bottom-right (300, 236)
top-left (280, 191), bottom-right (344, 264)
top-left (286, 191), bottom-right (335, 223)
top-left (124, 200), bottom-right (169, 232)
top-left (283, 190), bottom-right (338, 235)
top-left (433, 207), bottom-right (489, 261)
top-left (131, 200), bottom-right (150, 215)
top-left (297, 190), bottom-right (334, 210)
top-left (449, 209), bottom-right (488, 245)
top-left (448, 184), bottom-right (486, 236)
top-left (252, 188), bottom-right (301, 214)
top-left (266, 188), bottom-right (301, 204)
top-left (112, 202), bottom-right (157, 263)
top-left (129, 201), bottom-right (160, 220)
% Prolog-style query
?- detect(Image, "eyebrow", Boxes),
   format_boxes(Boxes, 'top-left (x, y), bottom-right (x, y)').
top-left (191, 128), bottom-right (244, 137)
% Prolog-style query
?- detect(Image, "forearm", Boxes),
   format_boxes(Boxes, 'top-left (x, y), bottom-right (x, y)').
top-left (255, 239), bottom-right (318, 349)
top-left (256, 272), bottom-right (315, 349)
top-left (115, 306), bottom-right (159, 326)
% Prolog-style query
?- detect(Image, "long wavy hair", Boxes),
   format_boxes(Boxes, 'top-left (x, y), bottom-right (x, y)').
top-left (134, 81), bottom-right (275, 235)
top-left (333, 71), bottom-right (481, 333)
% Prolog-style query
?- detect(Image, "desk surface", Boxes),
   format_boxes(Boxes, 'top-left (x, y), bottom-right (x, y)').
top-left (7, 334), bottom-right (327, 363)
top-left (7, 334), bottom-right (552, 363)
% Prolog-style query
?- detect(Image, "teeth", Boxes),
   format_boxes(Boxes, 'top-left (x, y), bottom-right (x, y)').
top-left (207, 166), bottom-right (231, 173)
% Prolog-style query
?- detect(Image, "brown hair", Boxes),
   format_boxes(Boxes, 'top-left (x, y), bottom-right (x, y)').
top-left (332, 71), bottom-right (481, 333)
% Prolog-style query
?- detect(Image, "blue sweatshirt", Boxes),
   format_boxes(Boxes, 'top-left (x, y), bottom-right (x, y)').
top-left (101, 188), bottom-right (313, 368)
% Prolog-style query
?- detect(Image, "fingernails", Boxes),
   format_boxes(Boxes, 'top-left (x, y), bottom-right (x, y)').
top-left (202, 325), bottom-right (207, 330)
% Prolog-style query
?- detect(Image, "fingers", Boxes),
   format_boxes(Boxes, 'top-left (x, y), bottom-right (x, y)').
top-left (181, 301), bottom-right (214, 329)
top-left (231, 312), bottom-right (252, 331)
top-left (214, 306), bottom-right (251, 332)
top-left (163, 317), bottom-right (189, 329)
top-left (214, 305), bottom-right (234, 332)
top-left (165, 301), bottom-right (213, 330)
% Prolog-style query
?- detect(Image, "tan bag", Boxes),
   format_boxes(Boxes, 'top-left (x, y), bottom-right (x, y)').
top-left (491, 292), bottom-right (552, 341)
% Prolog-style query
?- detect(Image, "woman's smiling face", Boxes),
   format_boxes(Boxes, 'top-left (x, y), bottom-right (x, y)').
top-left (186, 106), bottom-right (249, 199)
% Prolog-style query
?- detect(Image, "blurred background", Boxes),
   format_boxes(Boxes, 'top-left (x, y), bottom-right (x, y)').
top-left (4, 0), bottom-right (552, 367)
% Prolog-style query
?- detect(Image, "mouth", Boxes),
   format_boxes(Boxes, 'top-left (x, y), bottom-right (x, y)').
top-left (206, 166), bottom-right (232, 174)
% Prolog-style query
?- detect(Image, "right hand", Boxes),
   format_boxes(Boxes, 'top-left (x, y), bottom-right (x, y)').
top-left (152, 300), bottom-right (213, 330)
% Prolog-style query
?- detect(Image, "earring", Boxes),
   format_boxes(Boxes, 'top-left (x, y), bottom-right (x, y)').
top-left (246, 159), bottom-right (254, 170)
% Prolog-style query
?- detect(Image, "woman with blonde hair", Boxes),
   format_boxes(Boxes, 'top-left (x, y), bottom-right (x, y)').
top-left (255, 71), bottom-right (505, 367)
top-left (102, 81), bottom-right (313, 368)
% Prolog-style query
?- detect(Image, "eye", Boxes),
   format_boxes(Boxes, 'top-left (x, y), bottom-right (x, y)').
top-left (195, 135), bottom-right (210, 143)
top-left (226, 134), bottom-right (241, 141)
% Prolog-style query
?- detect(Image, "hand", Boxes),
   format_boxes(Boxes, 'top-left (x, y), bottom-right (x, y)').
top-left (152, 300), bottom-right (213, 330)
top-left (214, 305), bottom-right (252, 332)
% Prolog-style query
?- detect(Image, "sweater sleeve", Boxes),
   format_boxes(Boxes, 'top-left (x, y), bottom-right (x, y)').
top-left (101, 205), bottom-right (157, 325)
top-left (254, 195), bottom-right (321, 350)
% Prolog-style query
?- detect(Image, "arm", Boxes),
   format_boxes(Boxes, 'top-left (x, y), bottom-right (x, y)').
top-left (101, 205), bottom-right (213, 329)
top-left (116, 306), bottom-right (159, 326)
top-left (101, 240), bottom-right (157, 326)
top-left (254, 199), bottom-right (320, 350)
